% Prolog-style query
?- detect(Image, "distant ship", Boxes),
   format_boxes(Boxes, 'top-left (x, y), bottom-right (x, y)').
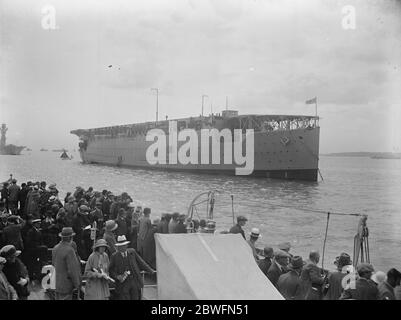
top-left (40, 148), bottom-right (48, 152)
top-left (371, 154), bottom-right (401, 159)
top-left (0, 124), bottom-right (25, 155)
top-left (71, 110), bottom-right (320, 181)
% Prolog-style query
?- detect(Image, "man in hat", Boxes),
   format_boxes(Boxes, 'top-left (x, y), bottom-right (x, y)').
top-left (0, 256), bottom-right (18, 300)
top-left (278, 242), bottom-right (293, 258)
top-left (129, 207), bottom-right (141, 250)
top-left (340, 263), bottom-right (378, 300)
top-left (277, 256), bottom-right (306, 300)
top-left (267, 250), bottom-right (290, 288)
top-left (168, 212), bottom-right (179, 234)
top-left (115, 208), bottom-right (128, 238)
top-left (2, 215), bottom-right (24, 251)
top-left (137, 208), bottom-right (155, 267)
top-left (25, 218), bottom-right (46, 281)
top-left (377, 268), bottom-right (401, 300)
top-left (0, 182), bottom-right (10, 213)
top-left (52, 227), bottom-right (82, 300)
top-left (0, 245), bottom-right (30, 299)
top-left (175, 214), bottom-right (187, 234)
top-left (301, 250), bottom-right (327, 300)
top-left (109, 235), bottom-right (155, 300)
top-left (229, 216), bottom-right (248, 240)
top-left (323, 252), bottom-right (353, 300)
top-left (72, 205), bottom-right (91, 260)
top-left (103, 220), bottom-right (118, 256)
top-left (89, 200), bottom-right (104, 231)
top-left (18, 183), bottom-right (29, 217)
top-left (156, 214), bottom-right (170, 234)
top-left (258, 246), bottom-right (274, 277)
top-left (8, 179), bottom-right (20, 215)
top-left (247, 228), bottom-right (263, 261)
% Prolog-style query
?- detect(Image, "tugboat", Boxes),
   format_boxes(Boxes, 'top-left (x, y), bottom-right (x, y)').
top-left (0, 124), bottom-right (25, 155)
top-left (60, 150), bottom-right (72, 160)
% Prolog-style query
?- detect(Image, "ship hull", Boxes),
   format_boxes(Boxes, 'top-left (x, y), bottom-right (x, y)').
top-left (0, 145), bottom-right (25, 155)
top-left (77, 127), bottom-right (320, 181)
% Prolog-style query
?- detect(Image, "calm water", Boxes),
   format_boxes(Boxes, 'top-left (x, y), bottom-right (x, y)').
top-left (1, 151), bottom-right (400, 271)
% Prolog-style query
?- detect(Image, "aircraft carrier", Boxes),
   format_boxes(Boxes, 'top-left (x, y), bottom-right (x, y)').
top-left (71, 110), bottom-right (320, 181)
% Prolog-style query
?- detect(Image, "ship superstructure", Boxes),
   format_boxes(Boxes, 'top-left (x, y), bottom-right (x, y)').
top-left (0, 124), bottom-right (25, 155)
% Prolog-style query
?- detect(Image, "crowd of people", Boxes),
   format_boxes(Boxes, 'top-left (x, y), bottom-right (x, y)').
top-left (229, 216), bottom-right (401, 300)
top-left (1, 178), bottom-right (401, 300)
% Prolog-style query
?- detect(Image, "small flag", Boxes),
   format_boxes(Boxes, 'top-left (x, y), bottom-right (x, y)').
top-left (305, 97), bottom-right (317, 104)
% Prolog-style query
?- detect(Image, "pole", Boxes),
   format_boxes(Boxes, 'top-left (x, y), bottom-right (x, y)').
top-left (231, 194), bottom-right (235, 225)
top-left (202, 95), bottom-right (208, 118)
top-left (315, 97), bottom-right (318, 127)
top-left (226, 96), bottom-right (228, 110)
top-left (151, 88), bottom-right (159, 124)
top-left (321, 212), bottom-right (330, 274)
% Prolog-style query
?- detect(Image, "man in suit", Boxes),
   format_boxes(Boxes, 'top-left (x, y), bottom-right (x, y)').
top-left (258, 246), bottom-right (274, 277)
top-left (301, 250), bottom-right (327, 300)
top-left (277, 256), bottom-right (305, 300)
top-left (8, 179), bottom-right (20, 215)
top-left (109, 235), bottom-right (155, 300)
top-left (267, 250), bottom-right (290, 288)
top-left (52, 227), bottom-right (82, 300)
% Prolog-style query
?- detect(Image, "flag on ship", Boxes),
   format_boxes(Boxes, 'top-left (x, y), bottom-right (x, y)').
top-left (305, 97), bottom-right (317, 104)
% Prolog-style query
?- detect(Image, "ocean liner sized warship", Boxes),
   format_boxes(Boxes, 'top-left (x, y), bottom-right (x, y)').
top-left (0, 124), bottom-right (25, 155)
top-left (71, 110), bottom-right (320, 181)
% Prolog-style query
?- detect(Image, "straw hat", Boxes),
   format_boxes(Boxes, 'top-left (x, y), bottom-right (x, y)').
top-left (0, 245), bottom-right (21, 258)
top-left (250, 228), bottom-right (262, 238)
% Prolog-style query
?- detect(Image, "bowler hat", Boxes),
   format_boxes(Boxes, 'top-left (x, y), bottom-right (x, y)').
top-left (115, 235), bottom-right (130, 246)
top-left (59, 227), bottom-right (75, 237)
top-left (0, 245), bottom-right (21, 258)
top-left (289, 256), bottom-right (306, 270)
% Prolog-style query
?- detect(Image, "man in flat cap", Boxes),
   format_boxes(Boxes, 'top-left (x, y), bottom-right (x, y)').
top-left (267, 250), bottom-right (290, 288)
top-left (340, 263), bottom-right (378, 300)
top-left (229, 216), bottom-right (248, 240)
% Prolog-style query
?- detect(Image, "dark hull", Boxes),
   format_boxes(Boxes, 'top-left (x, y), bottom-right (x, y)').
top-left (85, 160), bottom-right (318, 181)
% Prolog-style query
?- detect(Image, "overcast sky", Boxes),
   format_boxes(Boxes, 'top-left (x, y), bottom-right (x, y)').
top-left (1, 0), bottom-right (400, 153)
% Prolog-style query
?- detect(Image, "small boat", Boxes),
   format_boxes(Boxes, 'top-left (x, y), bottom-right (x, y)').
top-left (60, 150), bottom-right (72, 160)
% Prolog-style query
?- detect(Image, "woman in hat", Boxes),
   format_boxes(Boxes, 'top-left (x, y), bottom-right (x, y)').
top-left (0, 256), bottom-right (18, 300)
top-left (323, 252), bottom-right (352, 300)
top-left (0, 245), bottom-right (30, 300)
top-left (84, 239), bottom-right (111, 300)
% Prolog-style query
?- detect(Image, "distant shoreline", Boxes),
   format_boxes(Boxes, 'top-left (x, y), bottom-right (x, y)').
top-left (321, 152), bottom-right (401, 159)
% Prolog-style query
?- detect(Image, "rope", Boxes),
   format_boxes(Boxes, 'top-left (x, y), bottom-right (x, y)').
top-left (321, 212), bottom-right (330, 273)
